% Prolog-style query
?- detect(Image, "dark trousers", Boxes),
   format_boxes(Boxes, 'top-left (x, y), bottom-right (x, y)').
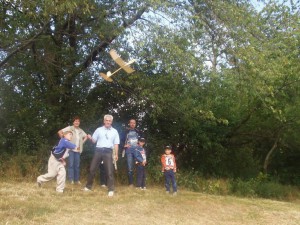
top-left (136, 164), bottom-right (146, 188)
top-left (99, 162), bottom-right (107, 185)
top-left (86, 148), bottom-right (114, 191)
top-left (164, 170), bottom-right (177, 192)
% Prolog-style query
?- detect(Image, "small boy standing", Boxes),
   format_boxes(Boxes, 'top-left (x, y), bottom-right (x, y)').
top-left (37, 131), bottom-right (76, 193)
top-left (161, 145), bottom-right (177, 195)
top-left (134, 138), bottom-right (147, 190)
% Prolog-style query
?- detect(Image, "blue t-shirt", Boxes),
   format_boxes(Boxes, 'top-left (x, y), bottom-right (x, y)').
top-left (126, 129), bottom-right (139, 147)
top-left (52, 138), bottom-right (76, 160)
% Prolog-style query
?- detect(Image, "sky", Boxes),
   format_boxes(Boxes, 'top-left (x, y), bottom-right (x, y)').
top-left (251, 0), bottom-right (293, 11)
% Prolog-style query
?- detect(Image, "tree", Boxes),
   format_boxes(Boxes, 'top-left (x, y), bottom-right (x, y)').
top-left (1, 0), bottom-right (299, 184)
top-left (0, 0), bottom-right (153, 153)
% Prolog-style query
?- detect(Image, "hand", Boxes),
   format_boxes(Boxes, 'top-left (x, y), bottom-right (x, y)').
top-left (114, 154), bottom-right (118, 162)
top-left (59, 158), bottom-right (66, 166)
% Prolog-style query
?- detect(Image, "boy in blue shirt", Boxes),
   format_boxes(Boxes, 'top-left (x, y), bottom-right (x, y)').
top-left (134, 138), bottom-right (147, 190)
top-left (37, 131), bottom-right (76, 193)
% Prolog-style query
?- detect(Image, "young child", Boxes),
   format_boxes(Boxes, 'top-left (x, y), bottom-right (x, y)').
top-left (161, 145), bottom-right (177, 195)
top-left (134, 138), bottom-right (147, 190)
top-left (37, 131), bottom-right (77, 193)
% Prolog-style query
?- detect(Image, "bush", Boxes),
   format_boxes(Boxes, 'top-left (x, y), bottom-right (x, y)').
top-left (0, 144), bottom-right (50, 180)
top-left (230, 178), bottom-right (257, 197)
top-left (229, 172), bottom-right (300, 200)
top-left (177, 170), bottom-right (230, 195)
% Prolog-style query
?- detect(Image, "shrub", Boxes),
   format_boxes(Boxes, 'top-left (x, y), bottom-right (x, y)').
top-left (177, 170), bottom-right (230, 195)
top-left (230, 178), bottom-right (257, 197)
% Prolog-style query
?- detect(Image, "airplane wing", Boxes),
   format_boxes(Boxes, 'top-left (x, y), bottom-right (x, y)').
top-left (109, 49), bottom-right (135, 74)
top-left (122, 63), bottom-right (135, 74)
top-left (109, 49), bottom-right (126, 67)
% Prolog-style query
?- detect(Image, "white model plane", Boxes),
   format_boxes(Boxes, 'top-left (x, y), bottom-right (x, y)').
top-left (100, 49), bottom-right (136, 82)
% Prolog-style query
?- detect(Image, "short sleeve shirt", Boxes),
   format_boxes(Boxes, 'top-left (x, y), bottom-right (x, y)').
top-left (92, 126), bottom-right (120, 149)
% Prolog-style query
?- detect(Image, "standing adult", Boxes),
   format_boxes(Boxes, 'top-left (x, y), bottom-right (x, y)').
top-left (58, 116), bottom-right (89, 184)
top-left (84, 114), bottom-right (120, 197)
top-left (122, 119), bottom-right (143, 186)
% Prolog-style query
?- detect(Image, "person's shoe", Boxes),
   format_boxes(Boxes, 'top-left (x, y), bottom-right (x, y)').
top-left (173, 192), bottom-right (177, 196)
top-left (83, 187), bottom-right (91, 191)
top-left (108, 191), bottom-right (114, 197)
top-left (142, 187), bottom-right (147, 190)
top-left (136, 187), bottom-right (142, 190)
top-left (101, 184), bottom-right (106, 188)
top-left (129, 184), bottom-right (134, 188)
top-left (56, 190), bottom-right (64, 193)
top-left (37, 181), bottom-right (42, 187)
top-left (76, 181), bottom-right (81, 185)
top-left (70, 180), bottom-right (74, 184)
top-left (166, 191), bottom-right (170, 194)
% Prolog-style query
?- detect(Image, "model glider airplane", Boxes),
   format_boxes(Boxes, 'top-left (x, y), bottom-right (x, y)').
top-left (100, 49), bottom-right (136, 82)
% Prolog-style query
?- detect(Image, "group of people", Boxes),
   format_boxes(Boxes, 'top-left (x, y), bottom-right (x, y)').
top-left (37, 115), bottom-right (177, 197)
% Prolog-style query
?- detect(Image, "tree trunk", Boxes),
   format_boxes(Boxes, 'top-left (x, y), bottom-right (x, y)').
top-left (263, 135), bottom-right (280, 174)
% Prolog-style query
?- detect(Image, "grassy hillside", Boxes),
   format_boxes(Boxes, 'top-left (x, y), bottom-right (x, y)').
top-left (0, 181), bottom-right (299, 225)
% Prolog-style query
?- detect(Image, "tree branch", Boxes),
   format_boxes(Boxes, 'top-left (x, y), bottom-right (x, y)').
top-left (79, 6), bottom-right (148, 72)
top-left (0, 22), bottom-right (49, 68)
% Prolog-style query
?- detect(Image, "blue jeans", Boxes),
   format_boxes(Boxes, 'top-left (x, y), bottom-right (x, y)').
top-left (68, 151), bottom-right (81, 182)
top-left (164, 170), bottom-right (177, 192)
top-left (126, 147), bottom-right (136, 185)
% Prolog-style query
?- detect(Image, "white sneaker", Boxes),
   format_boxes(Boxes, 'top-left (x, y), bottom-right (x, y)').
top-left (108, 191), bottom-right (114, 197)
top-left (101, 184), bottom-right (106, 188)
top-left (83, 187), bottom-right (91, 191)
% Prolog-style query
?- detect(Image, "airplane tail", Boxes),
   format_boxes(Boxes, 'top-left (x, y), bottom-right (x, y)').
top-left (99, 72), bottom-right (113, 82)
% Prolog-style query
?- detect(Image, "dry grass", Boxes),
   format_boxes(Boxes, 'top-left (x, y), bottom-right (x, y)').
top-left (0, 180), bottom-right (299, 225)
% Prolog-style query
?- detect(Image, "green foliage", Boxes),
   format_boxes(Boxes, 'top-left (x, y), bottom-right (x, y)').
top-left (225, 147), bottom-right (260, 179)
top-left (1, 0), bottom-right (300, 186)
top-left (230, 173), bottom-right (299, 200)
top-left (255, 182), bottom-right (292, 200)
top-left (230, 178), bottom-right (258, 197)
top-left (146, 154), bottom-right (164, 184)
